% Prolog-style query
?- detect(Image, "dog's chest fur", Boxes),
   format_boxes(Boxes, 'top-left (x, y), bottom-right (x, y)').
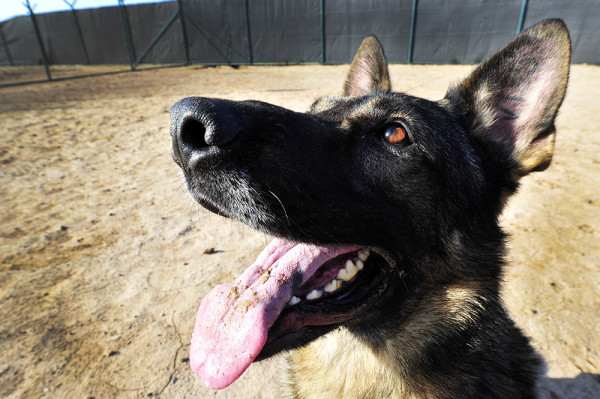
top-left (281, 282), bottom-right (506, 399)
top-left (284, 328), bottom-right (414, 399)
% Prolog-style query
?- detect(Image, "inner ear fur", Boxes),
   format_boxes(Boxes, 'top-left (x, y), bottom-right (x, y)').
top-left (344, 35), bottom-right (391, 97)
top-left (446, 19), bottom-right (571, 177)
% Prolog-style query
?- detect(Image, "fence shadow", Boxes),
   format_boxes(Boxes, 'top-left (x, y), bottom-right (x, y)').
top-left (0, 63), bottom-right (184, 88)
top-left (541, 373), bottom-right (600, 399)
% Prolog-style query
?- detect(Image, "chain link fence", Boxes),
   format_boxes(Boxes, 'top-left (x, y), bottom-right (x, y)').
top-left (0, 0), bottom-right (598, 87)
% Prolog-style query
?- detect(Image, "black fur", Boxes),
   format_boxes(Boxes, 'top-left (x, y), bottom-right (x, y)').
top-left (170, 19), bottom-right (570, 398)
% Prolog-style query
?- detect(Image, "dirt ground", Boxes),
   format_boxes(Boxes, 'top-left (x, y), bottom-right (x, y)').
top-left (0, 62), bottom-right (598, 398)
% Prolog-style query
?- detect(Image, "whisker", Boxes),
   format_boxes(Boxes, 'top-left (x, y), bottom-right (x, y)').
top-left (268, 190), bottom-right (291, 227)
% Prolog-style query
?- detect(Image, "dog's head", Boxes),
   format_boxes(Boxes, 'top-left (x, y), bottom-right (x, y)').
top-left (169, 20), bottom-right (570, 389)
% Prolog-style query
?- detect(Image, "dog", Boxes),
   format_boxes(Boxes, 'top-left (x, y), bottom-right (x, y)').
top-left (169, 19), bottom-right (570, 398)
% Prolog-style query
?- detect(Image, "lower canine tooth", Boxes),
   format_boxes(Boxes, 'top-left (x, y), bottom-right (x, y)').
top-left (287, 296), bottom-right (300, 306)
top-left (306, 290), bottom-right (322, 300)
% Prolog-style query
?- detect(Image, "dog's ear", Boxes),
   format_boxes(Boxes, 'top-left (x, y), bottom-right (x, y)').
top-left (344, 35), bottom-right (391, 96)
top-left (446, 19), bottom-right (571, 176)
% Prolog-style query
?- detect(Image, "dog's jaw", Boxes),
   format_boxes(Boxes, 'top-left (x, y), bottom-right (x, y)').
top-left (189, 237), bottom-right (396, 389)
top-left (259, 247), bottom-right (396, 359)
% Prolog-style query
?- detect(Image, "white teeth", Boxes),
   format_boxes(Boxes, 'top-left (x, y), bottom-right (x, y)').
top-left (357, 249), bottom-right (370, 261)
top-left (338, 260), bottom-right (359, 281)
top-left (287, 296), bottom-right (301, 306)
top-left (306, 290), bottom-right (323, 300)
top-left (347, 262), bottom-right (359, 278)
top-left (324, 279), bottom-right (342, 293)
top-left (293, 250), bottom-right (370, 303)
top-left (336, 268), bottom-right (349, 281)
top-left (355, 259), bottom-right (364, 270)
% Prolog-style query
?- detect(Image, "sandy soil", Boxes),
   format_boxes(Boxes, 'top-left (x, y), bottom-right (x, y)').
top-left (0, 63), bottom-right (598, 398)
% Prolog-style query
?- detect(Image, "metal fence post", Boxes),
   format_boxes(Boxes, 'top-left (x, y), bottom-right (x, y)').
top-left (117, 0), bottom-right (136, 70)
top-left (244, 0), bottom-right (253, 64)
top-left (63, 0), bottom-right (91, 64)
top-left (176, 0), bottom-right (190, 65)
top-left (408, 0), bottom-right (418, 64)
top-left (320, 0), bottom-right (325, 64)
top-left (23, 0), bottom-right (51, 80)
top-left (0, 28), bottom-right (14, 66)
top-left (516, 0), bottom-right (529, 34)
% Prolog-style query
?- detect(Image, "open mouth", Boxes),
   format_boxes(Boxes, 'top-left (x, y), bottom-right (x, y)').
top-left (189, 237), bottom-right (392, 390)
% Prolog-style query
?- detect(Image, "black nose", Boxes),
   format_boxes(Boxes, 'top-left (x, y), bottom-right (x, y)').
top-left (169, 97), bottom-right (243, 168)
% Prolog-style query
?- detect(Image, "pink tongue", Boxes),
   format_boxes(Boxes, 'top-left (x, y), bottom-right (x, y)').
top-left (190, 238), bottom-right (358, 389)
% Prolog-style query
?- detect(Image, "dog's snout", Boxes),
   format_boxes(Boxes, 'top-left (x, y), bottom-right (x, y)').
top-left (170, 97), bottom-right (243, 168)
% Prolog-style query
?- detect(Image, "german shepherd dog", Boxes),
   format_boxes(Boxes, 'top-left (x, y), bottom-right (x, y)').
top-left (169, 19), bottom-right (570, 398)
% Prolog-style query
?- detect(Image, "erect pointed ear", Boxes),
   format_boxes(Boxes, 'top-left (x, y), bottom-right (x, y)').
top-left (343, 35), bottom-right (391, 96)
top-left (446, 19), bottom-right (571, 177)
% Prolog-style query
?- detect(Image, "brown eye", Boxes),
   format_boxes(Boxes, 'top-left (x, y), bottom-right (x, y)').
top-left (384, 124), bottom-right (408, 144)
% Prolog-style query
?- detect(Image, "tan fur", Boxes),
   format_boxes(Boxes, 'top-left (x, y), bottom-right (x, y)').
top-left (309, 96), bottom-right (343, 113)
top-left (284, 329), bottom-right (414, 399)
top-left (283, 282), bottom-right (487, 399)
top-left (344, 98), bottom-right (409, 126)
top-left (311, 96), bottom-right (409, 131)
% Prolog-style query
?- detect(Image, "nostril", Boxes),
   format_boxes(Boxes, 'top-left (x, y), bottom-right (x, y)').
top-left (180, 118), bottom-right (208, 150)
